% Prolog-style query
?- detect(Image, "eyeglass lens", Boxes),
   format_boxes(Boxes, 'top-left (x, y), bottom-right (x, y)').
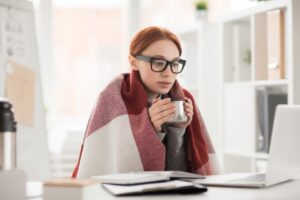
top-left (151, 59), bottom-right (183, 73)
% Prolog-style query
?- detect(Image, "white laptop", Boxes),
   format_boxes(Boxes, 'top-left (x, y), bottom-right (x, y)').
top-left (194, 105), bottom-right (300, 188)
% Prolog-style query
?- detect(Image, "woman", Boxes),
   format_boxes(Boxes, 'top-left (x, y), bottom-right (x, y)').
top-left (72, 26), bottom-right (219, 178)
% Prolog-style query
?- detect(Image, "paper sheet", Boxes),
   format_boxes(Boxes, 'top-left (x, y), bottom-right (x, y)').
top-left (102, 180), bottom-right (194, 196)
top-left (5, 60), bottom-right (36, 126)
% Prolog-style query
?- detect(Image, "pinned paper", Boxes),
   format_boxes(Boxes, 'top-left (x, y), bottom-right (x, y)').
top-left (5, 60), bottom-right (35, 126)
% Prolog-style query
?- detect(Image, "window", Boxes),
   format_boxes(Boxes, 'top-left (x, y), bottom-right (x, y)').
top-left (52, 1), bottom-right (127, 118)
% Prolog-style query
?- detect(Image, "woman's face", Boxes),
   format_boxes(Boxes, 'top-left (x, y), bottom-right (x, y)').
top-left (131, 39), bottom-right (180, 100)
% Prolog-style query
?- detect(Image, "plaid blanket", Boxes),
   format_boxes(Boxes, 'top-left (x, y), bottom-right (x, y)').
top-left (72, 71), bottom-right (219, 178)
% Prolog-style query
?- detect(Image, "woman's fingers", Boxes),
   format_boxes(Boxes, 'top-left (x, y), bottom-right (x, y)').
top-left (151, 106), bottom-right (175, 122)
top-left (149, 97), bottom-right (196, 131)
top-left (184, 98), bottom-right (193, 115)
top-left (149, 98), bottom-right (176, 132)
top-left (149, 98), bottom-right (175, 117)
top-left (152, 113), bottom-right (174, 127)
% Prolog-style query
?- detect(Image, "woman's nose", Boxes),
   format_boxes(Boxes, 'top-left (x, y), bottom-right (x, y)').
top-left (161, 65), bottom-right (173, 76)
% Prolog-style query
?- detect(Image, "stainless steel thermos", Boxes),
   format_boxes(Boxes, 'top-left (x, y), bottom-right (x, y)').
top-left (0, 98), bottom-right (17, 170)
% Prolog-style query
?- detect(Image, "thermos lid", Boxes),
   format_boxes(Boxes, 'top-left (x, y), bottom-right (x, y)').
top-left (0, 98), bottom-right (17, 132)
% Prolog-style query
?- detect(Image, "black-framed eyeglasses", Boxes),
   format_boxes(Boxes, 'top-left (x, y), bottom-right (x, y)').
top-left (135, 55), bottom-right (186, 74)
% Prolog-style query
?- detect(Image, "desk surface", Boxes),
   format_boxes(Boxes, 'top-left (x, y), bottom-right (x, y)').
top-left (27, 179), bottom-right (300, 200)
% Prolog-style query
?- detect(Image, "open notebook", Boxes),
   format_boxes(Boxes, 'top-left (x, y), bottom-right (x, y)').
top-left (102, 180), bottom-right (207, 196)
top-left (92, 171), bottom-right (204, 185)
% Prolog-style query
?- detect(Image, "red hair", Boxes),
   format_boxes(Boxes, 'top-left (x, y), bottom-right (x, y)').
top-left (129, 26), bottom-right (182, 56)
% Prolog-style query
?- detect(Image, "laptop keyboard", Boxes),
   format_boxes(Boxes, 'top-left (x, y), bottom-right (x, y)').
top-left (230, 173), bottom-right (266, 182)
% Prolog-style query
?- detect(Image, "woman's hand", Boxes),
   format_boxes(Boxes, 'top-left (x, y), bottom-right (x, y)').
top-left (173, 97), bottom-right (194, 128)
top-left (148, 98), bottom-right (176, 132)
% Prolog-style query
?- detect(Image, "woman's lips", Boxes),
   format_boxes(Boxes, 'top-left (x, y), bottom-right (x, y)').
top-left (157, 81), bottom-right (172, 88)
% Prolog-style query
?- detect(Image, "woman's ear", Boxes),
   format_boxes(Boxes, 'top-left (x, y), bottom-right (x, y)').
top-left (129, 55), bottom-right (139, 71)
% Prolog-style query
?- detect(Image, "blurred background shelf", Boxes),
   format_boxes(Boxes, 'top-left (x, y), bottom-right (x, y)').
top-left (221, 0), bottom-right (300, 173)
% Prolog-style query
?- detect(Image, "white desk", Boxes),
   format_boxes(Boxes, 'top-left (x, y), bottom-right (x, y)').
top-left (27, 179), bottom-right (300, 200)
